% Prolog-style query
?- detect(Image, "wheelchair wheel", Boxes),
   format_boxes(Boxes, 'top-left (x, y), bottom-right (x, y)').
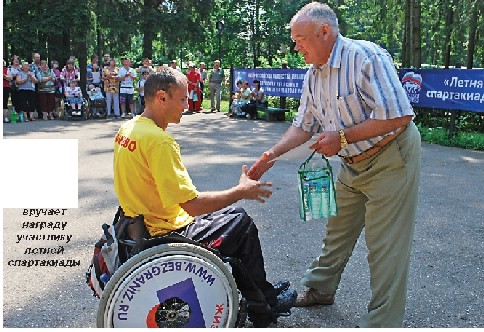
top-left (97, 243), bottom-right (239, 328)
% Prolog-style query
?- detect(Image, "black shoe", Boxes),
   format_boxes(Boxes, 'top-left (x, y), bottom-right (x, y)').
top-left (273, 281), bottom-right (290, 295)
top-left (273, 288), bottom-right (297, 316)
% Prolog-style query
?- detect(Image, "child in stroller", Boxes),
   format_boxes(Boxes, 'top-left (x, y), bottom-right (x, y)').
top-left (88, 84), bottom-right (107, 118)
top-left (64, 80), bottom-right (86, 117)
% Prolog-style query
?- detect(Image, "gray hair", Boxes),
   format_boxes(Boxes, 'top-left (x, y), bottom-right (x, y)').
top-left (290, 2), bottom-right (339, 35)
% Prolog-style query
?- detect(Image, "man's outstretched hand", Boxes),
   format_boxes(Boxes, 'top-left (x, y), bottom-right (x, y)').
top-left (247, 151), bottom-right (276, 180)
top-left (239, 165), bottom-right (273, 202)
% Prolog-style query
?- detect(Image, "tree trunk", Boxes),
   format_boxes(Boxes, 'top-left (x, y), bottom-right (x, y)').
top-left (142, 0), bottom-right (154, 59)
top-left (62, 31), bottom-right (71, 67)
top-left (77, 35), bottom-right (88, 96)
top-left (466, 0), bottom-right (478, 69)
top-left (48, 34), bottom-right (65, 66)
top-left (403, 0), bottom-right (411, 67)
top-left (443, 0), bottom-right (454, 68)
top-left (410, 0), bottom-right (421, 67)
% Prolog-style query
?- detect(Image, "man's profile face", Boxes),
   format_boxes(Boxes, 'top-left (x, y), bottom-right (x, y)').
top-left (163, 83), bottom-right (189, 125)
top-left (291, 17), bottom-right (328, 66)
top-left (33, 53), bottom-right (40, 63)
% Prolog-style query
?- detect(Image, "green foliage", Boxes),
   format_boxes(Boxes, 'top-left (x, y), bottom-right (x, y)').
top-left (417, 125), bottom-right (484, 150)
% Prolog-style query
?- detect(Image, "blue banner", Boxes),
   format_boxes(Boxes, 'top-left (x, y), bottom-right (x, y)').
top-left (233, 68), bottom-right (307, 98)
top-left (233, 68), bottom-right (484, 112)
top-left (399, 68), bottom-right (484, 112)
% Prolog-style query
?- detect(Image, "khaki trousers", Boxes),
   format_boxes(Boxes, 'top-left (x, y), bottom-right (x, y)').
top-left (301, 122), bottom-right (421, 327)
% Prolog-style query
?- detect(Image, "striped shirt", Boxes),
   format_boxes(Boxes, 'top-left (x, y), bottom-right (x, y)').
top-left (292, 34), bottom-right (414, 157)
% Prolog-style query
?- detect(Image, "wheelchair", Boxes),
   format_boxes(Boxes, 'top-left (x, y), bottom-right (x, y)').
top-left (95, 212), bottom-right (281, 328)
top-left (88, 98), bottom-right (108, 119)
top-left (62, 97), bottom-right (88, 121)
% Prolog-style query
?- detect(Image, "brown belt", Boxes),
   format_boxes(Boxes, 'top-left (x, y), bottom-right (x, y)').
top-left (341, 125), bottom-right (408, 164)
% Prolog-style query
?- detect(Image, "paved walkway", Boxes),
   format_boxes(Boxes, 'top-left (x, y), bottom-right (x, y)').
top-left (2, 112), bottom-right (483, 327)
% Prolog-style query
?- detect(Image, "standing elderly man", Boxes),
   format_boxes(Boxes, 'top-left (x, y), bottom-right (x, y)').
top-left (208, 59), bottom-right (225, 112)
top-left (248, 2), bottom-right (421, 328)
top-left (113, 68), bottom-right (298, 328)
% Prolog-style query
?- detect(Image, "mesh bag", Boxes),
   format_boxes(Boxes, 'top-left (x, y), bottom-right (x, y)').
top-left (297, 151), bottom-right (337, 221)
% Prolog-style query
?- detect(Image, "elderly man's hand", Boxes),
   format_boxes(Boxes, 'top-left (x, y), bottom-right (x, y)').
top-left (247, 150), bottom-right (276, 180)
top-left (238, 165), bottom-right (273, 203)
top-left (309, 131), bottom-right (341, 157)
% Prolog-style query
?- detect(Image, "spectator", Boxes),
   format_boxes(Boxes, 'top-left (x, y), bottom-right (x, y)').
top-left (3, 59), bottom-right (12, 122)
top-left (228, 79), bottom-right (243, 117)
top-left (170, 59), bottom-right (181, 72)
top-left (136, 70), bottom-right (149, 112)
top-left (243, 79), bottom-right (266, 120)
top-left (186, 62), bottom-right (201, 112)
top-left (102, 58), bottom-right (120, 117)
top-left (7, 55), bottom-right (22, 117)
top-left (137, 57), bottom-right (154, 75)
top-left (118, 57), bottom-right (137, 118)
top-left (60, 59), bottom-right (80, 89)
top-left (51, 60), bottom-right (63, 117)
top-left (16, 61), bottom-right (38, 122)
top-left (87, 54), bottom-right (99, 73)
top-left (30, 52), bottom-right (42, 119)
top-left (87, 83), bottom-right (104, 101)
top-left (37, 60), bottom-right (56, 120)
top-left (233, 80), bottom-right (252, 118)
top-left (208, 59), bottom-right (225, 112)
top-left (87, 63), bottom-right (102, 89)
top-left (101, 53), bottom-right (110, 68)
top-left (64, 80), bottom-right (84, 113)
top-left (198, 62), bottom-right (207, 105)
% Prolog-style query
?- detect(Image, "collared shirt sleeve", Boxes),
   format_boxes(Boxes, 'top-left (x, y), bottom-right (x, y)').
top-left (358, 51), bottom-right (414, 120)
top-left (292, 69), bottom-right (322, 133)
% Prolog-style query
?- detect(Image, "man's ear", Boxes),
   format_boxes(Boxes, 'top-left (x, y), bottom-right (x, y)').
top-left (157, 89), bottom-right (167, 103)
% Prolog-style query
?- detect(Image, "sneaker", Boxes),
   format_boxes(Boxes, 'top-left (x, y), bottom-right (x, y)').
top-left (4, 117), bottom-right (9, 123)
top-left (294, 288), bottom-right (334, 307)
top-left (121, 113), bottom-right (126, 118)
top-left (272, 288), bottom-right (297, 315)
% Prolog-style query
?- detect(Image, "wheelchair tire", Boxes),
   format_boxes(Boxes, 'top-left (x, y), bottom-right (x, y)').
top-left (97, 242), bottom-right (239, 328)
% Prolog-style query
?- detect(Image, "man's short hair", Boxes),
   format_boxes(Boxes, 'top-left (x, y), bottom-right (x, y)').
top-left (144, 68), bottom-right (187, 101)
top-left (290, 2), bottom-right (339, 34)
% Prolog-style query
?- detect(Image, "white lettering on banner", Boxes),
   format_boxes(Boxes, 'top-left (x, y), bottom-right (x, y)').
top-left (426, 90), bottom-right (484, 103)
top-left (446, 77), bottom-right (484, 89)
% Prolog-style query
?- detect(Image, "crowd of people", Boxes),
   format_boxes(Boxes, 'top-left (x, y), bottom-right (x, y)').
top-left (3, 53), bottom-right (228, 123)
top-left (229, 79), bottom-right (267, 119)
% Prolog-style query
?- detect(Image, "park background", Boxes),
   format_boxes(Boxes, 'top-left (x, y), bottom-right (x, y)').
top-left (3, 0), bottom-right (484, 149)
top-left (2, 0), bottom-right (484, 328)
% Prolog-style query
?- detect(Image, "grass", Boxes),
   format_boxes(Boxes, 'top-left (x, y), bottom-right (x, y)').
top-left (417, 125), bottom-right (484, 150)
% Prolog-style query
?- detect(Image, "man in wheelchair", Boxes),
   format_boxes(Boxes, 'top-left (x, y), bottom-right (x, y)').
top-left (113, 68), bottom-right (297, 327)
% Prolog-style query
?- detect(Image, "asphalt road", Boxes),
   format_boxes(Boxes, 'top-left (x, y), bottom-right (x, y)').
top-left (2, 111), bottom-right (483, 328)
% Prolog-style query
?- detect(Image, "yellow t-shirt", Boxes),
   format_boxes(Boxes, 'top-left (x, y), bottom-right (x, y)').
top-left (113, 116), bottom-right (198, 236)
